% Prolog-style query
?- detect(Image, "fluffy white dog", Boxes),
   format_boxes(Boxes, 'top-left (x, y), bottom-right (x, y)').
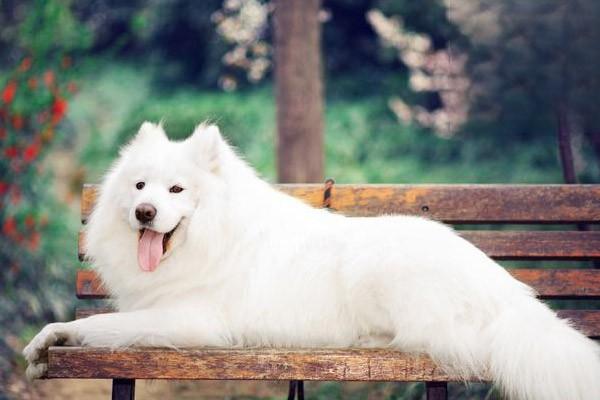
top-left (24, 122), bottom-right (600, 399)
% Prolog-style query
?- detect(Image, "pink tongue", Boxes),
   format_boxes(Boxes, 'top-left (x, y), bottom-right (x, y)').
top-left (138, 229), bottom-right (165, 272)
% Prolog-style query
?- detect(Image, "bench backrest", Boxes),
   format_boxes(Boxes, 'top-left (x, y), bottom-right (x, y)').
top-left (75, 183), bottom-right (600, 337)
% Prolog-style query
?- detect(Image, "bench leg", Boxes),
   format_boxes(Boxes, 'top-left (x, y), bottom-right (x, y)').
top-left (112, 378), bottom-right (135, 400)
top-left (426, 381), bottom-right (447, 400)
top-left (287, 380), bottom-right (304, 400)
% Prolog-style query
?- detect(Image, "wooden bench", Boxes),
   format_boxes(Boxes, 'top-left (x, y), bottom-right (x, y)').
top-left (45, 183), bottom-right (600, 400)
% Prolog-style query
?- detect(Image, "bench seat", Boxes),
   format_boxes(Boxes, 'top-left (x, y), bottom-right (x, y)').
top-left (47, 347), bottom-right (478, 382)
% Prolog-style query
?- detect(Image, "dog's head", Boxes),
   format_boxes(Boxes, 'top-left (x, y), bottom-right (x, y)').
top-left (90, 121), bottom-right (224, 272)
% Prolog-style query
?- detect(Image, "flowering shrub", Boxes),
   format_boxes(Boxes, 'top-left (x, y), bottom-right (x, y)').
top-left (367, 9), bottom-right (470, 138)
top-left (0, 1), bottom-right (91, 385)
top-left (0, 56), bottom-right (75, 258)
top-left (212, 0), bottom-right (272, 90)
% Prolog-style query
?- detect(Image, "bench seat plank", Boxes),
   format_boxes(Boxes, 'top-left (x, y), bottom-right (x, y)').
top-left (47, 347), bottom-right (478, 382)
top-left (81, 184), bottom-right (600, 223)
top-left (77, 230), bottom-right (600, 261)
top-left (75, 269), bottom-right (600, 300)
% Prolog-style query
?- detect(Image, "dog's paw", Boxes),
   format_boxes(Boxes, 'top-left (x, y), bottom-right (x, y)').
top-left (22, 322), bottom-right (74, 380)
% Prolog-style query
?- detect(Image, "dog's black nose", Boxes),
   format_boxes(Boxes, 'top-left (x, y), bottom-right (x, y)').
top-left (135, 203), bottom-right (157, 224)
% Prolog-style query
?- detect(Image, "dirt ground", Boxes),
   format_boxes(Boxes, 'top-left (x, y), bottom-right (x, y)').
top-left (4, 371), bottom-right (406, 400)
top-left (6, 377), bottom-right (291, 399)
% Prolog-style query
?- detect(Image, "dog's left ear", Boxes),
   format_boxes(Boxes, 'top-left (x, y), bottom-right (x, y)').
top-left (187, 123), bottom-right (223, 172)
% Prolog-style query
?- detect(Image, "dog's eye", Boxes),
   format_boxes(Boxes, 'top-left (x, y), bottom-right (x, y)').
top-left (169, 185), bottom-right (184, 193)
top-left (135, 182), bottom-right (145, 190)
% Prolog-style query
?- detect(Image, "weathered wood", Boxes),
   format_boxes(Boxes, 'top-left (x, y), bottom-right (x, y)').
top-left (76, 270), bottom-right (107, 299)
top-left (557, 310), bottom-right (600, 338)
top-left (73, 307), bottom-right (600, 338)
top-left (80, 184), bottom-right (600, 223)
top-left (426, 381), bottom-right (448, 400)
top-left (509, 269), bottom-right (600, 299)
top-left (47, 347), bottom-right (475, 381)
top-left (112, 378), bottom-right (135, 400)
top-left (75, 306), bottom-right (113, 319)
top-left (75, 269), bottom-right (600, 300)
top-left (77, 230), bottom-right (600, 261)
top-left (462, 231), bottom-right (600, 260)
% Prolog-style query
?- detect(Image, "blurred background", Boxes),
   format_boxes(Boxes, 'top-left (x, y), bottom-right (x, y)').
top-left (1, 0), bottom-right (600, 398)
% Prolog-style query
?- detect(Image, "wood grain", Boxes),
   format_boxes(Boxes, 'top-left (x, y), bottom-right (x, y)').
top-left (75, 269), bottom-right (600, 300)
top-left (77, 230), bottom-right (600, 261)
top-left (81, 184), bottom-right (600, 223)
top-left (557, 310), bottom-right (600, 338)
top-left (47, 347), bottom-right (476, 381)
top-left (75, 270), bottom-right (107, 299)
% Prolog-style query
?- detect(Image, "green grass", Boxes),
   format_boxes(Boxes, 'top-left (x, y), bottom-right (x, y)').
top-left (71, 62), bottom-right (569, 187)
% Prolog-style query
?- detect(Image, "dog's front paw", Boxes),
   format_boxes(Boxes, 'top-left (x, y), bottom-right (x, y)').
top-left (22, 322), bottom-right (75, 380)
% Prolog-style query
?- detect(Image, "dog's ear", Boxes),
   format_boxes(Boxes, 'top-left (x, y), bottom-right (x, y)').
top-left (187, 123), bottom-right (223, 172)
top-left (119, 122), bottom-right (167, 156)
top-left (132, 121), bottom-right (167, 144)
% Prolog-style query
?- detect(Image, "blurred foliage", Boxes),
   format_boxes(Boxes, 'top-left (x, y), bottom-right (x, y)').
top-left (0, 0), bottom-right (89, 381)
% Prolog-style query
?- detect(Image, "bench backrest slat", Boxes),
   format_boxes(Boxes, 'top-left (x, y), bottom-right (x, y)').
top-left (81, 184), bottom-right (600, 224)
top-left (74, 268), bottom-right (600, 300)
top-left (78, 230), bottom-right (600, 261)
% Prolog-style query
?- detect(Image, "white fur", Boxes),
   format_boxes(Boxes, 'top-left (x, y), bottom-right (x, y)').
top-left (24, 122), bottom-right (600, 399)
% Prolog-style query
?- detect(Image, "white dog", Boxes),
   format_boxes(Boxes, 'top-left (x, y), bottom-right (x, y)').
top-left (24, 122), bottom-right (600, 399)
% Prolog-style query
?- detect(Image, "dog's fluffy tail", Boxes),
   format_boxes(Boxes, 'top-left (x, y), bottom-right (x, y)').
top-left (488, 298), bottom-right (600, 400)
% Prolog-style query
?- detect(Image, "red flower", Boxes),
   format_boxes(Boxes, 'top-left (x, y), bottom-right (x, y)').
top-left (23, 141), bottom-right (40, 162)
top-left (2, 81), bottom-right (16, 104)
top-left (4, 147), bottom-right (18, 159)
top-left (3, 217), bottom-right (17, 237)
top-left (28, 231), bottom-right (41, 251)
top-left (19, 57), bottom-right (32, 72)
top-left (25, 215), bottom-right (35, 228)
top-left (62, 56), bottom-right (72, 69)
top-left (12, 114), bottom-right (24, 130)
top-left (43, 70), bottom-right (55, 87)
top-left (51, 97), bottom-right (68, 124)
top-left (28, 77), bottom-right (38, 89)
top-left (0, 181), bottom-right (7, 195)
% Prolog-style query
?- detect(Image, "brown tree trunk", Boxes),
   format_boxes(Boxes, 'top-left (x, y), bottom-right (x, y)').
top-left (274, 0), bottom-right (324, 183)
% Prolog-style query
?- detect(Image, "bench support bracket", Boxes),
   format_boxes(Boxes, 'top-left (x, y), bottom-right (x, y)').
top-left (426, 381), bottom-right (448, 400)
top-left (287, 380), bottom-right (304, 400)
top-left (112, 378), bottom-right (135, 400)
